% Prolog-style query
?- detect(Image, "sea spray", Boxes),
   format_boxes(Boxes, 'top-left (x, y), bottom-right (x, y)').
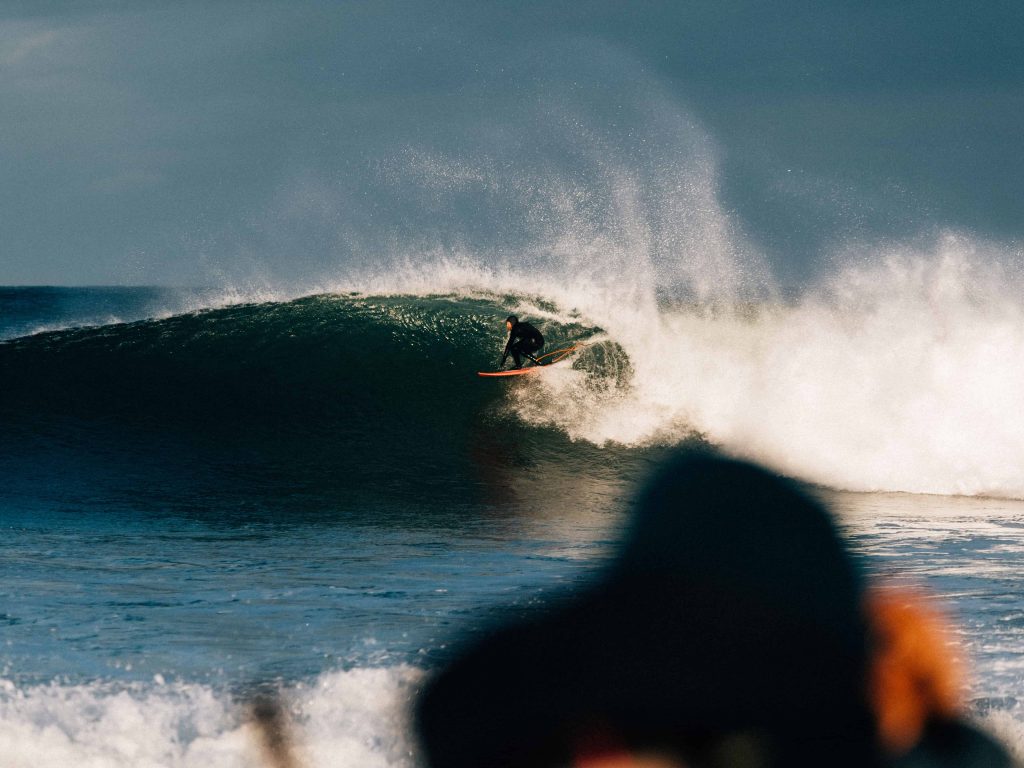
top-left (497, 234), bottom-right (1024, 498)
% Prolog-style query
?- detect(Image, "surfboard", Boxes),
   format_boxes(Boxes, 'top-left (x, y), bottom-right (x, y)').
top-left (477, 344), bottom-right (582, 378)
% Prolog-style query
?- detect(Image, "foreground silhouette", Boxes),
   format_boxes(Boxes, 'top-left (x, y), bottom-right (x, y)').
top-left (416, 453), bottom-right (1016, 768)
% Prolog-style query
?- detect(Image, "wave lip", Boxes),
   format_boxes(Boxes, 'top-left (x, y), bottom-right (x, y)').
top-left (0, 286), bottom-right (271, 342)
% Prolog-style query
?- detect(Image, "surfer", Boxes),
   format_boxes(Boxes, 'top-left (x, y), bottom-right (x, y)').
top-left (501, 315), bottom-right (544, 369)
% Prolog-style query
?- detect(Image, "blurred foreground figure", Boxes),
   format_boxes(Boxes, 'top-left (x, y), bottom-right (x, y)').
top-left (416, 453), bottom-right (1016, 768)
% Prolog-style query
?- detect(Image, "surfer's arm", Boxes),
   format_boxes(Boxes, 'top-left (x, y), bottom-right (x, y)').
top-left (501, 334), bottom-right (513, 365)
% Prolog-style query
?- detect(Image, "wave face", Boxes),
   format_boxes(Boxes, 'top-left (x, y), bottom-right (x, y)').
top-left (0, 292), bottom-right (644, 519)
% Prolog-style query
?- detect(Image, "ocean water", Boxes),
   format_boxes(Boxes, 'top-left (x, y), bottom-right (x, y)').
top-left (1, 282), bottom-right (1023, 767)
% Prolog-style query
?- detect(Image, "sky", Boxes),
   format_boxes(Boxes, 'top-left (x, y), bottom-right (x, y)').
top-left (1, 1), bottom-right (1022, 287)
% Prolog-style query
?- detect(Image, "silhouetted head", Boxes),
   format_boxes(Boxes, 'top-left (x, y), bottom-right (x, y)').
top-left (505, 315), bottom-right (518, 331)
top-left (417, 452), bottom-right (882, 768)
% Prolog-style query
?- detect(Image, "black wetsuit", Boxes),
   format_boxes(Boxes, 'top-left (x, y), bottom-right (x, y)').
top-left (502, 320), bottom-right (544, 368)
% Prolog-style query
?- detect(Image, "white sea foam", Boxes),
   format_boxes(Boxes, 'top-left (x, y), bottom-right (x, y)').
top-left (0, 666), bottom-right (423, 768)
top-left (520, 234), bottom-right (1024, 499)
top-left (978, 710), bottom-right (1024, 764)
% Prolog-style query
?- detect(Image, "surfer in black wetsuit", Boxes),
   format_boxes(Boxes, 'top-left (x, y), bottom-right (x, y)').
top-left (501, 315), bottom-right (544, 369)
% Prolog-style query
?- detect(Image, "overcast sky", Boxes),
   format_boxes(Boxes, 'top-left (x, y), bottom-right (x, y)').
top-left (2, 1), bottom-right (1022, 286)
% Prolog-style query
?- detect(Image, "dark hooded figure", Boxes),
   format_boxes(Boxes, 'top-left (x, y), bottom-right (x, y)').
top-left (416, 453), bottom-right (1016, 768)
top-left (502, 315), bottom-right (544, 369)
